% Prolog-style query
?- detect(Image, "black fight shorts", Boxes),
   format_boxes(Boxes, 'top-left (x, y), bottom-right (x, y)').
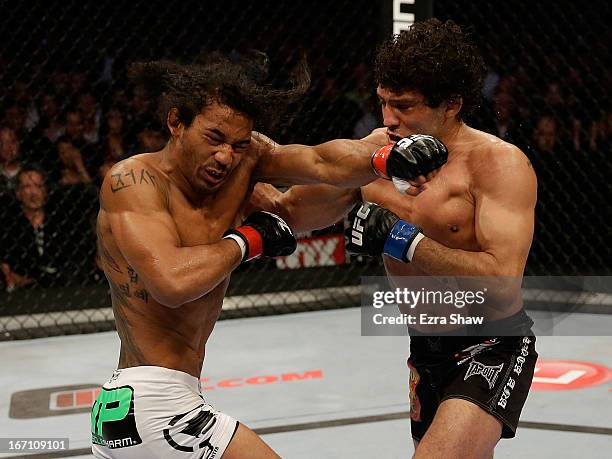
top-left (407, 313), bottom-right (537, 440)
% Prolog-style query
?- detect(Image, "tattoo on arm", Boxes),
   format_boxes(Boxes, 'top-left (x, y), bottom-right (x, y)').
top-left (111, 169), bottom-right (157, 192)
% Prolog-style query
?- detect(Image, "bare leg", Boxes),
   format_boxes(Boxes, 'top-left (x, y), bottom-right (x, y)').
top-left (222, 423), bottom-right (280, 459)
top-left (412, 399), bottom-right (500, 459)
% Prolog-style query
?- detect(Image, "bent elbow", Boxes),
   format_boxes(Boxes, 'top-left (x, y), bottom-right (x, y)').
top-left (147, 276), bottom-right (186, 309)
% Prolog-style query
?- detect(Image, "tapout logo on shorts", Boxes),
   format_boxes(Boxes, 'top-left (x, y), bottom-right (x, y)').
top-left (464, 361), bottom-right (504, 389)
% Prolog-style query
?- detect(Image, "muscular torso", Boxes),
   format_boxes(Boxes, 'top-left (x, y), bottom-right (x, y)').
top-left (97, 153), bottom-right (255, 377)
top-left (364, 136), bottom-right (478, 274)
top-left (363, 128), bottom-right (525, 324)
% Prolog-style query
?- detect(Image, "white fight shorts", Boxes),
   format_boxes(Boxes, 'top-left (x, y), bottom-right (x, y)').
top-left (91, 366), bottom-right (238, 459)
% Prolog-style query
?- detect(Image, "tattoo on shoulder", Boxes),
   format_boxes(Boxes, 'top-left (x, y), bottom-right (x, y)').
top-left (111, 168), bottom-right (157, 193)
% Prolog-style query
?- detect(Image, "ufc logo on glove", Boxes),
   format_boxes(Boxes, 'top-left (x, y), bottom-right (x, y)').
top-left (351, 205), bottom-right (371, 246)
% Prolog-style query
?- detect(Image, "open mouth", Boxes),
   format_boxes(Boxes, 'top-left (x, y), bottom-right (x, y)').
top-left (200, 167), bottom-right (226, 185)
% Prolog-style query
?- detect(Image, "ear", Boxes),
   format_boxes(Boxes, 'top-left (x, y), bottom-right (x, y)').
top-left (166, 108), bottom-right (183, 137)
top-left (445, 96), bottom-right (463, 119)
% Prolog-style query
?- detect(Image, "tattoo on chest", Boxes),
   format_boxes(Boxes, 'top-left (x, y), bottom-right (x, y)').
top-left (111, 169), bottom-right (157, 192)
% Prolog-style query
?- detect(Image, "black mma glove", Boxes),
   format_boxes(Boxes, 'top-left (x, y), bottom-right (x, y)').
top-left (371, 134), bottom-right (448, 181)
top-left (224, 211), bottom-right (297, 262)
top-left (345, 202), bottom-right (425, 262)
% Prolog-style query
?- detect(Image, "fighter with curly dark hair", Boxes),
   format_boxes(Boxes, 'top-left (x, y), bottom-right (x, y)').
top-left (254, 18), bottom-right (539, 457)
top-left (375, 18), bottom-right (486, 120)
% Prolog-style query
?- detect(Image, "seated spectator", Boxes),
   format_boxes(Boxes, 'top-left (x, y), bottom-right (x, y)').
top-left (125, 84), bottom-right (159, 148)
top-left (10, 80), bottom-right (39, 131)
top-left (62, 110), bottom-right (104, 177)
top-left (54, 136), bottom-right (93, 185)
top-left (37, 93), bottom-right (65, 143)
top-left (98, 107), bottom-right (129, 182)
top-left (137, 128), bottom-right (167, 153)
top-left (1, 165), bottom-right (97, 290)
top-left (77, 92), bottom-right (101, 144)
top-left (0, 126), bottom-right (22, 197)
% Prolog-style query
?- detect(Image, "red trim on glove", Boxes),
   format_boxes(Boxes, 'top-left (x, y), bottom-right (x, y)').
top-left (237, 226), bottom-right (264, 261)
top-left (371, 144), bottom-right (393, 179)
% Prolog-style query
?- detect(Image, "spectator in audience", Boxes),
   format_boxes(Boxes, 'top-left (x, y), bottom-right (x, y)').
top-left (136, 127), bottom-right (166, 153)
top-left (491, 91), bottom-right (516, 140)
top-left (10, 80), bottom-right (39, 130)
top-left (2, 103), bottom-right (28, 138)
top-left (1, 164), bottom-right (98, 290)
top-left (0, 126), bottom-right (22, 196)
top-left (49, 71), bottom-right (72, 111)
top-left (1, 166), bottom-right (60, 289)
top-left (77, 92), bottom-right (101, 144)
top-left (63, 110), bottom-right (104, 176)
top-left (37, 93), bottom-right (65, 143)
top-left (125, 84), bottom-right (159, 147)
top-left (53, 136), bottom-right (93, 185)
top-left (526, 114), bottom-right (605, 274)
top-left (70, 72), bottom-right (90, 98)
top-left (98, 107), bottom-right (129, 182)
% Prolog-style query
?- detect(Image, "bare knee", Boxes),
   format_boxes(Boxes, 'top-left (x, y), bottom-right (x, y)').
top-left (222, 423), bottom-right (280, 459)
top-left (412, 399), bottom-right (501, 459)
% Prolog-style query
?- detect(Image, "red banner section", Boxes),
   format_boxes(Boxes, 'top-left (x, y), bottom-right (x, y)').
top-left (276, 234), bottom-right (345, 269)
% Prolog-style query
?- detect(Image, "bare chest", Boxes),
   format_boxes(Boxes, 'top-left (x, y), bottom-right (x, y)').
top-left (365, 161), bottom-right (477, 250)
top-left (170, 178), bottom-right (253, 246)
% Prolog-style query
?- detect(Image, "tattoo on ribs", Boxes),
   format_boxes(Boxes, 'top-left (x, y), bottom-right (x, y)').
top-left (109, 279), bottom-right (148, 365)
top-left (111, 168), bottom-right (157, 192)
top-left (96, 223), bottom-right (122, 273)
top-left (127, 265), bottom-right (138, 283)
top-left (134, 289), bottom-right (149, 303)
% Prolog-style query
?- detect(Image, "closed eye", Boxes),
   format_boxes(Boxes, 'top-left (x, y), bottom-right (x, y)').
top-left (233, 143), bottom-right (250, 151)
top-left (205, 135), bottom-right (222, 145)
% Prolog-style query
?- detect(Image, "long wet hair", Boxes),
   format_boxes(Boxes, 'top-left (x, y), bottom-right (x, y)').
top-left (128, 51), bottom-right (310, 132)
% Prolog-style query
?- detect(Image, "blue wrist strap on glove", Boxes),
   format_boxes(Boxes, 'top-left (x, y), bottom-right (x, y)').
top-left (383, 220), bottom-right (422, 262)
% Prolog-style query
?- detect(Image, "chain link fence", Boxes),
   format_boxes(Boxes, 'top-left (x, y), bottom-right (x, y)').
top-left (0, 0), bottom-right (609, 339)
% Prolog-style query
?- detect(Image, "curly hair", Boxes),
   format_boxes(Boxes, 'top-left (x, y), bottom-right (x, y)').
top-left (374, 19), bottom-right (486, 118)
top-left (128, 52), bottom-right (310, 132)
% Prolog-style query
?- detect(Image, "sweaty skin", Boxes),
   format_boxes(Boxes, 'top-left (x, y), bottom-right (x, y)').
top-left (97, 103), bottom-right (382, 378)
top-left (262, 125), bottom-right (536, 326)
top-left (97, 152), bottom-right (251, 377)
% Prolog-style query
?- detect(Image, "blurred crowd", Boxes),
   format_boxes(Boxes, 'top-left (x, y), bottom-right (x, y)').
top-left (0, 49), bottom-right (610, 291)
top-left (0, 72), bottom-right (168, 291)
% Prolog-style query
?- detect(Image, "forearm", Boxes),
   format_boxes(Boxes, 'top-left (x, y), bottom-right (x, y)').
top-left (312, 140), bottom-right (377, 187)
top-left (255, 138), bottom-right (380, 188)
top-left (276, 185), bottom-right (361, 233)
top-left (143, 239), bottom-right (242, 308)
top-left (393, 237), bottom-right (521, 277)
